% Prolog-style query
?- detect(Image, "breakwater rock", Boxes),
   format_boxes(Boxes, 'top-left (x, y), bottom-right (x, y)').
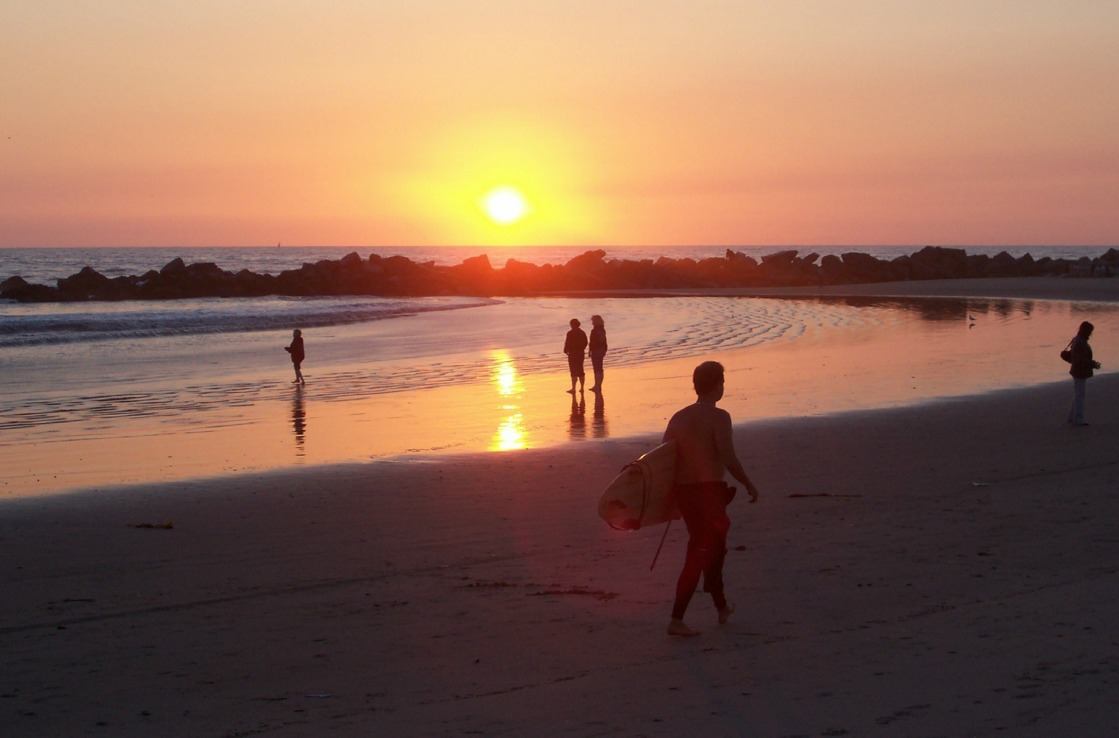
top-left (3, 247), bottom-right (1118, 302)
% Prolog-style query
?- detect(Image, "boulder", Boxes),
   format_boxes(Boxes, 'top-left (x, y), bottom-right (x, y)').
top-left (564, 250), bottom-right (608, 275)
top-left (1, 281), bottom-right (57, 301)
top-left (339, 251), bottom-right (363, 269)
top-left (1098, 248), bottom-right (1119, 266)
top-left (909, 246), bottom-right (968, 280)
top-left (57, 266), bottom-right (111, 297)
top-left (761, 250), bottom-right (798, 266)
top-left (819, 254), bottom-right (844, 280)
top-left (448, 254), bottom-right (496, 294)
top-left (1, 275), bottom-right (29, 295)
top-left (984, 251), bottom-right (1018, 277)
top-left (840, 252), bottom-right (892, 283)
top-left (160, 258), bottom-right (186, 276)
top-left (1071, 257), bottom-right (1093, 277)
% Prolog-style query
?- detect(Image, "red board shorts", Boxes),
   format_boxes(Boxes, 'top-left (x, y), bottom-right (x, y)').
top-left (675, 481), bottom-right (734, 589)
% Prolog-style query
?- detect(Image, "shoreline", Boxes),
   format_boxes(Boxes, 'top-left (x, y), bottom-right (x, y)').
top-left (3, 374), bottom-right (1118, 735)
top-left (543, 275), bottom-right (1119, 302)
top-left (0, 373), bottom-right (1098, 507)
top-left (4, 277), bottom-right (1119, 498)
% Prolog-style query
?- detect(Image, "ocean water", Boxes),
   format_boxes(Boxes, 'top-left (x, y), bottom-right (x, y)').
top-left (0, 295), bottom-right (499, 349)
top-left (1, 244), bottom-right (1114, 286)
top-left (0, 295), bottom-right (884, 431)
top-left (1, 285), bottom-right (1118, 497)
top-left (2, 245), bottom-right (1118, 497)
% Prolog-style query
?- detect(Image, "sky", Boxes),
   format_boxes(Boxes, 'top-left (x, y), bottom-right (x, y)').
top-left (2, 1), bottom-right (1117, 247)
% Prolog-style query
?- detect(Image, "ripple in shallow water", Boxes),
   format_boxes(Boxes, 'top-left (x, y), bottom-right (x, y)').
top-left (0, 297), bottom-right (901, 431)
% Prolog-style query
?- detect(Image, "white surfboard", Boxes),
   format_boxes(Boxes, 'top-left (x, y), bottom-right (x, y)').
top-left (597, 441), bottom-right (680, 530)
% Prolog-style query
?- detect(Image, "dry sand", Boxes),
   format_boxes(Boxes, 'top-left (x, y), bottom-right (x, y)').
top-left (3, 278), bottom-right (1119, 737)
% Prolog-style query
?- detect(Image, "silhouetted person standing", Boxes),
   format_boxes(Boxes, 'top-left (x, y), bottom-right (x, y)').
top-left (1067, 321), bottom-right (1100, 426)
top-left (663, 361), bottom-right (759, 637)
top-left (564, 318), bottom-right (588, 394)
top-left (285, 329), bottom-right (306, 385)
top-left (589, 314), bottom-right (608, 392)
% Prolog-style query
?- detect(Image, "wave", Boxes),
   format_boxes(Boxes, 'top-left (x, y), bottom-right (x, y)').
top-left (0, 295), bottom-right (500, 347)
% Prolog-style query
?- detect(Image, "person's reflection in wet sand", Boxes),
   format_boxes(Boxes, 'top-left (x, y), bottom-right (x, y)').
top-left (291, 385), bottom-right (306, 454)
top-left (569, 394), bottom-right (586, 439)
top-left (592, 389), bottom-right (608, 438)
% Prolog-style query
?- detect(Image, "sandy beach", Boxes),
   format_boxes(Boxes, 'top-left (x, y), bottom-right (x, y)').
top-left (3, 278), bottom-right (1119, 736)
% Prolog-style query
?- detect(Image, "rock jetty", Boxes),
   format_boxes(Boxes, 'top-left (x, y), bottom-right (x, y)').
top-left (3, 247), bottom-right (1118, 303)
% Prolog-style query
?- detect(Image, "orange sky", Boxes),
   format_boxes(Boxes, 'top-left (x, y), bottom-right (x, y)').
top-left (2, 1), bottom-right (1117, 247)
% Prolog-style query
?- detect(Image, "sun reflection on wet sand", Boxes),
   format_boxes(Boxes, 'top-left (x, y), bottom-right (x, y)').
top-left (5, 296), bottom-right (1119, 497)
top-left (291, 386), bottom-right (307, 456)
top-left (490, 350), bottom-right (527, 451)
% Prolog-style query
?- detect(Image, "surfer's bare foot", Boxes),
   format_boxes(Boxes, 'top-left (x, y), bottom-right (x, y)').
top-left (667, 619), bottom-right (701, 637)
top-left (718, 601), bottom-right (735, 625)
top-left (566, 388), bottom-right (575, 394)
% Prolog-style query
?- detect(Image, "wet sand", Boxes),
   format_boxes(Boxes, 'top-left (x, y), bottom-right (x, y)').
top-left (6, 278), bottom-right (1119, 497)
top-left (554, 275), bottom-right (1119, 302)
top-left (3, 277), bottom-right (1119, 736)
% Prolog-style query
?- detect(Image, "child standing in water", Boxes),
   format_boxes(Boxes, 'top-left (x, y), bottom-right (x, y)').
top-left (284, 329), bottom-right (306, 385)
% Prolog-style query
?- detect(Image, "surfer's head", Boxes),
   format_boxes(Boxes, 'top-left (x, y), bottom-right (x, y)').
top-left (570, 318), bottom-right (581, 328)
top-left (293, 329), bottom-right (302, 337)
top-left (591, 315), bottom-right (604, 328)
top-left (692, 361), bottom-right (725, 398)
top-left (1078, 321), bottom-right (1094, 338)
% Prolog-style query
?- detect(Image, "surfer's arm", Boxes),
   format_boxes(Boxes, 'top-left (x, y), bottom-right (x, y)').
top-left (662, 411), bottom-right (680, 444)
top-left (715, 412), bottom-right (759, 502)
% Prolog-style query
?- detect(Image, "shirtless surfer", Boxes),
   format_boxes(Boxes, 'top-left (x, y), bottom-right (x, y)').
top-left (663, 360), bottom-right (759, 637)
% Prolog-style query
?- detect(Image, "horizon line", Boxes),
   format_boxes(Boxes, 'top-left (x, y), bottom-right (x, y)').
top-left (2, 243), bottom-right (1116, 250)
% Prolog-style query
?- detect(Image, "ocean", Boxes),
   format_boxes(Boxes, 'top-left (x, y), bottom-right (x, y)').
top-left (1, 245), bottom-right (1117, 498)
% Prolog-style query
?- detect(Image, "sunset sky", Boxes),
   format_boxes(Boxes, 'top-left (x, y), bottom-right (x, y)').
top-left (2, 1), bottom-right (1117, 247)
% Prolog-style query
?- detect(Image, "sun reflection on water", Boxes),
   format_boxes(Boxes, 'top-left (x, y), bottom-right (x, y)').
top-left (489, 350), bottom-right (527, 451)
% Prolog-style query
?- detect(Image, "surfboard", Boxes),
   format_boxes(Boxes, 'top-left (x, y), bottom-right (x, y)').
top-left (597, 441), bottom-right (680, 530)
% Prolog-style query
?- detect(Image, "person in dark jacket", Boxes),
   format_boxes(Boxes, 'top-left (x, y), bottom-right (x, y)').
top-left (285, 329), bottom-right (306, 385)
top-left (589, 314), bottom-right (608, 392)
top-left (1067, 321), bottom-right (1100, 425)
top-left (563, 318), bottom-right (588, 394)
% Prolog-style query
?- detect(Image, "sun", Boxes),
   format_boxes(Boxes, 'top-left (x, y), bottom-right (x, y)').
top-left (482, 186), bottom-right (529, 225)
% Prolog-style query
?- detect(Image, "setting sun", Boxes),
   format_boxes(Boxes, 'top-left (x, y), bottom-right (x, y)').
top-left (482, 186), bottom-right (529, 225)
